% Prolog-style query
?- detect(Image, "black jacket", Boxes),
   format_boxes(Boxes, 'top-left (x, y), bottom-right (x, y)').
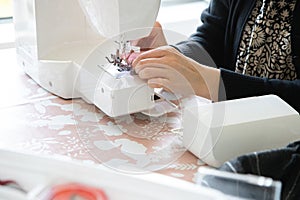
top-left (175, 0), bottom-right (300, 111)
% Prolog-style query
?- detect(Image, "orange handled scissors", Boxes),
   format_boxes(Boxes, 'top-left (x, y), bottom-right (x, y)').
top-left (43, 183), bottom-right (108, 200)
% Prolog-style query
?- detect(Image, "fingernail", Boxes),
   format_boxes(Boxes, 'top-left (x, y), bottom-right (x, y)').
top-left (134, 67), bottom-right (140, 74)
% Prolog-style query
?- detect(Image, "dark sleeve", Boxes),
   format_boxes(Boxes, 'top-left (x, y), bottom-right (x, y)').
top-left (221, 69), bottom-right (300, 112)
top-left (174, 0), bottom-right (230, 67)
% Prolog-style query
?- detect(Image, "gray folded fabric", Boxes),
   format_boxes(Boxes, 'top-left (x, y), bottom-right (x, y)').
top-left (217, 141), bottom-right (300, 200)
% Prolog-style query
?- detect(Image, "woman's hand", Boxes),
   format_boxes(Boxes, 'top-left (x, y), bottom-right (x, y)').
top-left (131, 21), bottom-right (168, 49)
top-left (127, 22), bottom-right (168, 64)
top-left (132, 46), bottom-right (221, 101)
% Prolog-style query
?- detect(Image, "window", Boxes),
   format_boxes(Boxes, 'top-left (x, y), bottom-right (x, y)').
top-left (0, 0), bottom-right (13, 20)
top-left (0, 0), bottom-right (14, 48)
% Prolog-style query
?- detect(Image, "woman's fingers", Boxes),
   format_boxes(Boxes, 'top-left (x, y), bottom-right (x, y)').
top-left (138, 67), bottom-right (169, 80)
top-left (134, 58), bottom-right (169, 74)
top-left (132, 48), bottom-right (172, 67)
top-left (131, 21), bottom-right (167, 49)
top-left (148, 78), bottom-right (170, 89)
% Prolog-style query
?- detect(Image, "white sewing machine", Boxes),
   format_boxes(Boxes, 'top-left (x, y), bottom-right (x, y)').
top-left (14, 0), bottom-right (300, 171)
top-left (14, 0), bottom-right (171, 117)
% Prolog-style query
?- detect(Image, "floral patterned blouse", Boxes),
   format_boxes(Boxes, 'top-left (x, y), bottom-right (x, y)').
top-left (235, 0), bottom-right (298, 80)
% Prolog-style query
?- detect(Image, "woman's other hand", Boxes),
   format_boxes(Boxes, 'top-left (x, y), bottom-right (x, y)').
top-left (127, 22), bottom-right (168, 64)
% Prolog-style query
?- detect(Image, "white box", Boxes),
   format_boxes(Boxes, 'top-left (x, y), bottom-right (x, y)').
top-left (183, 95), bottom-right (300, 167)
